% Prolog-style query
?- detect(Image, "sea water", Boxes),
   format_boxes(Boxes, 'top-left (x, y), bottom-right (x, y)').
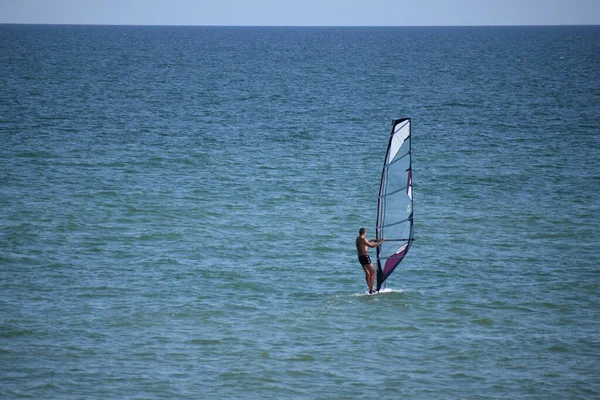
top-left (1, 25), bottom-right (599, 399)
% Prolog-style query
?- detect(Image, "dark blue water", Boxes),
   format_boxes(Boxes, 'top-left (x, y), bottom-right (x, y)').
top-left (1, 25), bottom-right (599, 399)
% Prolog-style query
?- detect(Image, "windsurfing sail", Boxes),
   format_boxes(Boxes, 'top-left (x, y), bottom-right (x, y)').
top-left (376, 118), bottom-right (414, 291)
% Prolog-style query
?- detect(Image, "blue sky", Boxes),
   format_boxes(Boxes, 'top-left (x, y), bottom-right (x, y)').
top-left (1, 0), bottom-right (599, 26)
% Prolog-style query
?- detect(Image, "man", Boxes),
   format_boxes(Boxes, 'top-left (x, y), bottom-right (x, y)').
top-left (356, 227), bottom-right (384, 294)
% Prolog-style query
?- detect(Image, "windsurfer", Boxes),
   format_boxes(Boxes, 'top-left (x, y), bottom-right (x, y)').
top-left (356, 227), bottom-right (384, 294)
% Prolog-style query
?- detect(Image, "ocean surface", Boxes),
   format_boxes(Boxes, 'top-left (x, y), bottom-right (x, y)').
top-left (1, 24), bottom-right (599, 399)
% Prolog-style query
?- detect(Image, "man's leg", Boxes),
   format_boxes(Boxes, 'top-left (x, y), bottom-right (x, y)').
top-left (363, 264), bottom-right (375, 293)
top-left (362, 265), bottom-right (370, 289)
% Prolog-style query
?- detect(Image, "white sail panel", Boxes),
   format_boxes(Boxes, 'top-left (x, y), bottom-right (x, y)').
top-left (387, 119), bottom-right (410, 164)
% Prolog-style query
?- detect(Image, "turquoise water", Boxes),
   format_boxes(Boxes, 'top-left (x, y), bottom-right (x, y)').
top-left (1, 25), bottom-right (599, 398)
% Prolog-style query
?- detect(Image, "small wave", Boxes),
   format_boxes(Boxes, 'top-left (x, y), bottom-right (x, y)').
top-left (0, 328), bottom-right (34, 338)
top-left (547, 344), bottom-right (568, 353)
top-left (188, 338), bottom-right (222, 345)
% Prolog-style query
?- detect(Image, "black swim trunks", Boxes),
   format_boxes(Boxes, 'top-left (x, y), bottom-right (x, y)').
top-left (358, 254), bottom-right (371, 266)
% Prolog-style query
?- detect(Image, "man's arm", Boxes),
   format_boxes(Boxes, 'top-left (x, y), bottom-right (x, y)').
top-left (365, 238), bottom-right (385, 248)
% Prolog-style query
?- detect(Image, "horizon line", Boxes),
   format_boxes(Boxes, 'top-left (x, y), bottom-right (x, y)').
top-left (1, 22), bottom-right (599, 28)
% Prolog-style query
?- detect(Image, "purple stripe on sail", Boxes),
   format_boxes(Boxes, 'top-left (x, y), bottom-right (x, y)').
top-left (383, 246), bottom-right (408, 279)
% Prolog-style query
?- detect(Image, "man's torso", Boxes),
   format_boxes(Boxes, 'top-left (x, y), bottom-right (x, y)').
top-left (356, 236), bottom-right (368, 255)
